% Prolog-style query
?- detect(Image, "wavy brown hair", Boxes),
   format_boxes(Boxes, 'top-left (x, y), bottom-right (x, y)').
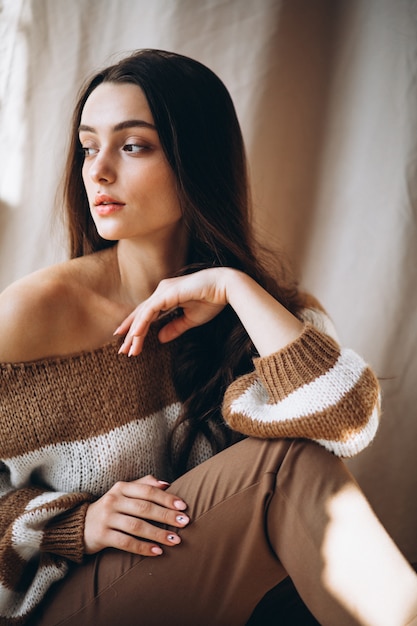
top-left (62, 49), bottom-right (302, 475)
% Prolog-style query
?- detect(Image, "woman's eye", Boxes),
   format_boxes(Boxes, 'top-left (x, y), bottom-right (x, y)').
top-left (123, 144), bottom-right (147, 154)
top-left (81, 146), bottom-right (98, 157)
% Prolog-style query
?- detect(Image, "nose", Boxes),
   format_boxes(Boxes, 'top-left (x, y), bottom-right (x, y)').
top-left (88, 149), bottom-right (116, 184)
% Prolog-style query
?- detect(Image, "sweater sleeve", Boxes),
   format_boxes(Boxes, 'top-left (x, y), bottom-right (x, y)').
top-left (222, 319), bottom-right (381, 458)
top-left (0, 467), bottom-right (94, 623)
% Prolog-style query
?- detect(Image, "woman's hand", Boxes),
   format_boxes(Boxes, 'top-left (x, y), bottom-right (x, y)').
top-left (115, 268), bottom-right (230, 356)
top-left (115, 267), bottom-right (304, 358)
top-left (84, 475), bottom-right (189, 556)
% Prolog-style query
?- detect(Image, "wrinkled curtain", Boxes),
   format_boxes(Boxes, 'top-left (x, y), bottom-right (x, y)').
top-left (1, 0), bottom-right (416, 562)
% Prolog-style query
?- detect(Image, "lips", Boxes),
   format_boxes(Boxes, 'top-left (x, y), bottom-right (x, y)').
top-left (94, 194), bottom-right (125, 216)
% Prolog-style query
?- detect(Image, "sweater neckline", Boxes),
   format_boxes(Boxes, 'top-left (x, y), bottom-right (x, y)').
top-left (0, 336), bottom-right (125, 369)
top-left (0, 316), bottom-right (177, 369)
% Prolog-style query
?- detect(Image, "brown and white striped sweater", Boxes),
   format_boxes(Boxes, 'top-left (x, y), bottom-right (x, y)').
top-left (0, 306), bottom-right (380, 624)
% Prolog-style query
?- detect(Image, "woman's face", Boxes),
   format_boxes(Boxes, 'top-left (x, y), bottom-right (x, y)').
top-left (79, 82), bottom-right (183, 245)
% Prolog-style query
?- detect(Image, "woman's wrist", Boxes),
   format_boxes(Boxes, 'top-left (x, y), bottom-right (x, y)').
top-left (224, 269), bottom-right (304, 357)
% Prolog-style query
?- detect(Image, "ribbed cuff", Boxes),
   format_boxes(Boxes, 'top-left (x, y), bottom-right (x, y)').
top-left (41, 501), bottom-right (92, 563)
top-left (253, 323), bottom-right (341, 403)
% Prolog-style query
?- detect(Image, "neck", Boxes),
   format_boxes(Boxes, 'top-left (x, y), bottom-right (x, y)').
top-left (114, 227), bottom-right (189, 307)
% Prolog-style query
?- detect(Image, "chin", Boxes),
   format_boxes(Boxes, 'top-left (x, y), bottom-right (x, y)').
top-left (93, 222), bottom-right (125, 242)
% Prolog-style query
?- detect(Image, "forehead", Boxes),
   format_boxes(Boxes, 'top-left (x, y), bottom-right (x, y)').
top-left (80, 82), bottom-right (154, 127)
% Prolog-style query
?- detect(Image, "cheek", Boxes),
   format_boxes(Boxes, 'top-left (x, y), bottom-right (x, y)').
top-left (137, 161), bottom-right (181, 216)
top-left (155, 168), bottom-right (180, 208)
top-left (159, 185), bottom-right (182, 222)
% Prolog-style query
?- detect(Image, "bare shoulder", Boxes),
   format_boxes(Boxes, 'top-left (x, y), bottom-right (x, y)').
top-left (0, 262), bottom-right (78, 362)
top-left (0, 252), bottom-right (120, 362)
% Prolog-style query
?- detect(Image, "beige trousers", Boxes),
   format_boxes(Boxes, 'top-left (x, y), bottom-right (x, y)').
top-left (34, 438), bottom-right (417, 626)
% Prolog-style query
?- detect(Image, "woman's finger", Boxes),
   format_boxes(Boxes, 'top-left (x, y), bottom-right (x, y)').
top-left (134, 475), bottom-right (171, 489)
top-left (112, 511), bottom-right (184, 545)
top-left (157, 314), bottom-right (194, 343)
top-left (118, 479), bottom-right (188, 512)
top-left (117, 333), bottom-right (144, 357)
top-left (102, 528), bottom-right (168, 557)
top-left (114, 310), bottom-right (136, 336)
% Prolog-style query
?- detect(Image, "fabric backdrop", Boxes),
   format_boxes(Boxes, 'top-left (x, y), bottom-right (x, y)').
top-left (1, 0), bottom-right (416, 563)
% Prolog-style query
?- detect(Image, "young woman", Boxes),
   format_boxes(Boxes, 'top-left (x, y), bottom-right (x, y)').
top-left (0, 49), bottom-right (416, 626)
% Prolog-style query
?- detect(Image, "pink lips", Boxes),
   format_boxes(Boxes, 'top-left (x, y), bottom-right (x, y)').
top-left (94, 194), bottom-right (125, 216)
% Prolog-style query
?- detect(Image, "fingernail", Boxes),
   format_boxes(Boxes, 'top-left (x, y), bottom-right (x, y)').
top-left (128, 346), bottom-right (134, 357)
top-left (174, 500), bottom-right (187, 510)
top-left (158, 480), bottom-right (170, 486)
top-left (176, 514), bottom-right (189, 525)
top-left (151, 546), bottom-right (163, 555)
top-left (113, 326), bottom-right (122, 335)
top-left (118, 343), bottom-right (126, 354)
top-left (167, 534), bottom-right (181, 544)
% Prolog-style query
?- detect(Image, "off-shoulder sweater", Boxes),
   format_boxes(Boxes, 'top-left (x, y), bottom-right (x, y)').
top-left (0, 306), bottom-right (380, 624)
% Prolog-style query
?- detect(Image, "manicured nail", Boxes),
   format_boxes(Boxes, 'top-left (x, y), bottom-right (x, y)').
top-left (158, 480), bottom-right (170, 486)
top-left (174, 500), bottom-right (187, 510)
top-left (113, 326), bottom-right (122, 335)
top-left (176, 515), bottom-right (189, 525)
top-left (151, 546), bottom-right (163, 555)
top-left (167, 534), bottom-right (180, 544)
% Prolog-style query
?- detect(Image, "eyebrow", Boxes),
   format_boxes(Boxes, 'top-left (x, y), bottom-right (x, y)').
top-left (78, 119), bottom-right (157, 133)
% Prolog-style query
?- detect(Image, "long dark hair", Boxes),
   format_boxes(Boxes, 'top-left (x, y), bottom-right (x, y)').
top-left (62, 49), bottom-right (302, 475)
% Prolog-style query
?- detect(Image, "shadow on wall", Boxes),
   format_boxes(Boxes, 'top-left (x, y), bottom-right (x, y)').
top-left (250, 0), bottom-right (348, 278)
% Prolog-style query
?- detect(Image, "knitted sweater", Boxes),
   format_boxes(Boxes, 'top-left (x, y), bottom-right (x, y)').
top-left (0, 306), bottom-right (380, 624)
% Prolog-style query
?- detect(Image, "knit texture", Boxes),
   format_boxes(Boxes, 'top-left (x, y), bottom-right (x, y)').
top-left (0, 307), bottom-right (380, 624)
top-left (222, 323), bottom-right (380, 457)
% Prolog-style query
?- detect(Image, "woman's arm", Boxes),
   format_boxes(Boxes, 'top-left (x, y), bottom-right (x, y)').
top-left (115, 267), bottom-right (304, 357)
top-left (115, 268), bottom-right (381, 457)
top-left (0, 467), bottom-right (93, 620)
top-left (222, 322), bottom-right (381, 457)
